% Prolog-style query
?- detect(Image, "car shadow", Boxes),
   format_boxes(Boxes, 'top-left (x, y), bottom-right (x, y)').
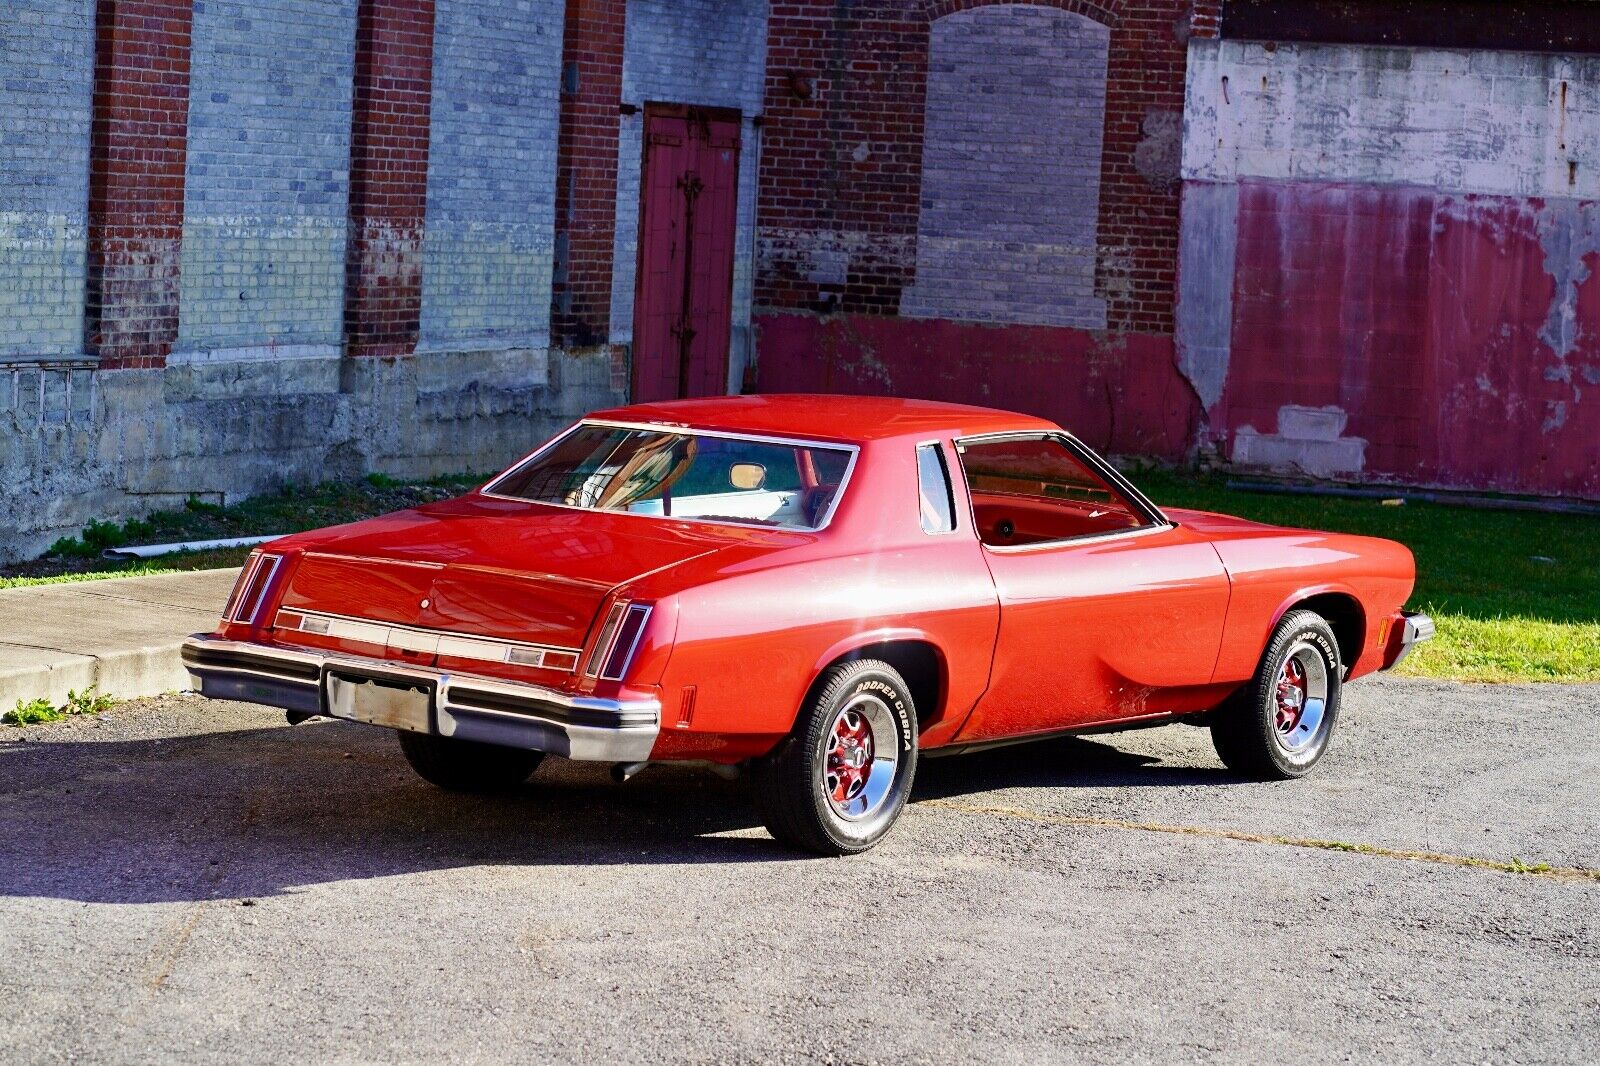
top-left (0, 716), bottom-right (1227, 905)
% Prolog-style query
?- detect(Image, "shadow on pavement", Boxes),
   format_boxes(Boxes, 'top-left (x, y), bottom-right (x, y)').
top-left (0, 715), bottom-right (1220, 905)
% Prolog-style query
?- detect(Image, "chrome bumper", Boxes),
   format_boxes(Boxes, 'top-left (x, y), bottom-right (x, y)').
top-left (1385, 611), bottom-right (1436, 669)
top-left (181, 635), bottom-right (660, 762)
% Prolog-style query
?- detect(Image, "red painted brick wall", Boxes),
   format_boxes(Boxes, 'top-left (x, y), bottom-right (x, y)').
top-left (551, 0), bottom-right (627, 347)
top-left (344, 0), bottom-right (436, 360)
top-left (85, 0), bottom-right (194, 370)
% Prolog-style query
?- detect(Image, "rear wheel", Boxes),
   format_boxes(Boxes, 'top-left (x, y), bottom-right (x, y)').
top-left (1211, 609), bottom-right (1343, 779)
top-left (397, 730), bottom-right (544, 793)
top-left (752, 659), bottom-right (919, 855)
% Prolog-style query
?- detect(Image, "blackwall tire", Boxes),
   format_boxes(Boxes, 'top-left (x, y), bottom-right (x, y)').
top-left (752, 658), bottom-right (919, 856)
top-left (1211, 609), bottom-right (1343, 780)
top-left (397, 730), bottom-right (544, 793)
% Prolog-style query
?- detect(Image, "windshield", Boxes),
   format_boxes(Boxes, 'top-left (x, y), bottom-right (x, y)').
top-left (487, 424), bottom-right (855, 530)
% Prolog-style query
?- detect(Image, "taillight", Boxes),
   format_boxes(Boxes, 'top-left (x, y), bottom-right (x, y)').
top-left (585, 601), bottom-right (652, 681)
top-left (222, 552), bottom-right (283, 625)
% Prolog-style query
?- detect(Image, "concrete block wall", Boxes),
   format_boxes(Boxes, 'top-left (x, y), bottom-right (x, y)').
top-left (1178, 39), bottom-right (1600, 497)
top-left (900, 5), bottom-right (1110, 328)
top-left (419, 0), bottom-right (564, 353)
top-left (178, 0), bottom-right (357, 359)
top-left (0, 1), bottom-right (94, 362)
top-left (609, 0), bottom-right (769, 392)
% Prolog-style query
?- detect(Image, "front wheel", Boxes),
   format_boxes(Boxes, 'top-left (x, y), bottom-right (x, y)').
top-left (1211, 609), bottom-right (1343, 779)
top-left (752, 659), bottom-right (919, 855)
top-left (397, 730), bottom-right (544, 793)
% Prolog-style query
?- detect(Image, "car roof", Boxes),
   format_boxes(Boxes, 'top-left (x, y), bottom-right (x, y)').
top-left (584, 394), bottom-right (1060, 444)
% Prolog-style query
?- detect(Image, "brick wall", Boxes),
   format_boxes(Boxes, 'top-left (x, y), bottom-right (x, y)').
top-left (755, 2), bottom-right (927, 315)
top-left (418, 0), bottom-right (564, 353)
top-left (178, 0), bottom-right (357, 359)
top-left (753, 0), bottom-right (1193, 332)
top-left (85, 0), bottom-right (195, 370)
top-left (550, 0), bottom-right (626, 348)
top-left (345, 0), bottom-right (436, 360)
top-left (0, 1), bottom-right (94, 364)
top-left (609, 0), bottom-right (769, 391)
top-left (900, 5), bottom-right (1110, 327)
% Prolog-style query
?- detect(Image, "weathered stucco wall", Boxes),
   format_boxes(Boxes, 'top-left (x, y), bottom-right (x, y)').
top-left (1178, 39), bottom-right (1600, 497)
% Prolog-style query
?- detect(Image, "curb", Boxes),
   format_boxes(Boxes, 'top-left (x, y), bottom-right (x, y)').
top-left (0, 569), bottom-right (239, 710)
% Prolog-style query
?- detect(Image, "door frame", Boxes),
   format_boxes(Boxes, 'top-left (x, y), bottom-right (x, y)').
top-left (630, 102), bottom-right (743, 402)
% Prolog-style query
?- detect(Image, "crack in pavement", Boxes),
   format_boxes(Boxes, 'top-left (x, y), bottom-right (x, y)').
top-left (918, 798), bottom-right (1600, 883)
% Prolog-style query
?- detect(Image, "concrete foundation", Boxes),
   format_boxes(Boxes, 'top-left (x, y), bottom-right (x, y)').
top-left (0, 349), bottom-right (622, 564)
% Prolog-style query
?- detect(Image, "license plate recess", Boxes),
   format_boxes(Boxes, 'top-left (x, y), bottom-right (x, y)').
top-left (324, 672), bottom-right (433, 733)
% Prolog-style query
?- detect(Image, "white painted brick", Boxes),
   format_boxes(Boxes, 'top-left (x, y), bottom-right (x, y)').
top-left (178, 0), bottom-right (357, 355)
top-left (900, 5), bottom-right (1110, 329)
top-left (0, 0), bottom-right (93, 360)
top-left (420, 0), bottom-right (565, 353)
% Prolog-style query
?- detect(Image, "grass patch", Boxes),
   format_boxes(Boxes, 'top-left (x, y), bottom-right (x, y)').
top-left (1, 472), bottom-right (484, 590)
top-left (4, 687), bottom-right (115, 726)
top-left (1136, 470), bottom-right (1600, 684)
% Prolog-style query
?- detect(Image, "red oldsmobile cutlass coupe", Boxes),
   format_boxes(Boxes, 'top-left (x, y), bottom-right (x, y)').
top-left (184, 395), bottom-right (1432, 854)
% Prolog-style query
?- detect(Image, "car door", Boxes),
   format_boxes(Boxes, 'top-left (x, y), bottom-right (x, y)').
top-left (951, 433), bottom-right (1230, 742)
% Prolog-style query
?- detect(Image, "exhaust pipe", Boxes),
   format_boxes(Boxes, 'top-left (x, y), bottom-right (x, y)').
top-left (611, 761), bottom-right (649, 783)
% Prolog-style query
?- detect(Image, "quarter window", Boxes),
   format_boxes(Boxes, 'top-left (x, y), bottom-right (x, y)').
top-left (916, 443), bottom-right (956, 534)
top-left (957, 436), bottom-right (1151, 546)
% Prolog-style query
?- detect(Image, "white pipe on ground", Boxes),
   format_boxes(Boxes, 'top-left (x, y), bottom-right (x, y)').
top-left (101, 534), bottom-right (285, 561)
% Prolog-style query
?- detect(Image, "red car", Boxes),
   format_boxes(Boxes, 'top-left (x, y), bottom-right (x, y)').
top-left (184, 395), bottom-right (1432, 854)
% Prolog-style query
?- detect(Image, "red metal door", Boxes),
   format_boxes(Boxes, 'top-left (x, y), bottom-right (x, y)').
top-left (632, 105), bottom-right (742, 402)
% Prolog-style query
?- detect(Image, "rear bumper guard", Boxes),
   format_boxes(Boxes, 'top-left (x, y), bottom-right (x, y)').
top-left (1383, 611), bottom-right (1436, 669)
top-left (181, 635), bottom-right (660, 762)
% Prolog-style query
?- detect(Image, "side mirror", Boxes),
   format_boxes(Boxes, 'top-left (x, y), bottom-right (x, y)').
top-left (729, 462), bottom-right (767, 491)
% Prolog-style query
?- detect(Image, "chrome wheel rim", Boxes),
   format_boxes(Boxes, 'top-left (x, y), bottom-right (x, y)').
top-left (1274, 641), bottom-right (1330, 753)
top-left (823, 694), bottom-right (899, 821)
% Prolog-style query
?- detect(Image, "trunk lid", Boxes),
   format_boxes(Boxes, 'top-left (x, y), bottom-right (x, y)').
top-left (272, 496), bottom-right (730, 655)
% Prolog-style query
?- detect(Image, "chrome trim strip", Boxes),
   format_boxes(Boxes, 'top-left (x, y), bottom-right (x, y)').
top-left (479, 420), bottom-right (862, 534)
top-left (182, 635), bottom-right (659, 763)
top-left (274, 608), bottom-right (581, 673)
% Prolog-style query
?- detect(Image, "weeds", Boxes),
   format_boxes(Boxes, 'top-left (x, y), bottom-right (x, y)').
top-left (3, 687), bottom-right (115, 726)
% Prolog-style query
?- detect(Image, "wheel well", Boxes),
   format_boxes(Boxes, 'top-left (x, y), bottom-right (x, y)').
top-left (811, 641), bottom-right (945, 726)
top-left (1289, 592), bottom-right (1366, 669)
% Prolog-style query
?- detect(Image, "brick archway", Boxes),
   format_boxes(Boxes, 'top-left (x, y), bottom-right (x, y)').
top-left (923, 0), bottom-right (1122, 28)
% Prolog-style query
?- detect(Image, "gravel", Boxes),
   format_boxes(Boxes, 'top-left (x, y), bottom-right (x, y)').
top-left (1, 676), bottom-right (1596, 1063)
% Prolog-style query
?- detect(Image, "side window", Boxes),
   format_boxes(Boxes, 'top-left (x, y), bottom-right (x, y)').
top-left (957, 436), bottom-right (1150, 546)
top-left (916, 443), bottom-right (956, 534)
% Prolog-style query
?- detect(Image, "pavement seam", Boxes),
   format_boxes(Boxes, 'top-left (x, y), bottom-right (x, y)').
top-left (919, 798), bottom-right (1600, 883)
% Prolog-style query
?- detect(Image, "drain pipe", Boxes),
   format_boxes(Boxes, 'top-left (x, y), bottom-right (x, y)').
top-left (101, 534), bottom-right (285, 561)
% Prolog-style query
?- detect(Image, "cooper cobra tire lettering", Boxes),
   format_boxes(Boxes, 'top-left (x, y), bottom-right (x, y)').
top-left (752, 659), bottom-right (920, 855)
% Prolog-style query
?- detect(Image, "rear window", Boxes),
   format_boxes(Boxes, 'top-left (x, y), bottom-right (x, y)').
top-left (487, 424), bottom-right (855, 531)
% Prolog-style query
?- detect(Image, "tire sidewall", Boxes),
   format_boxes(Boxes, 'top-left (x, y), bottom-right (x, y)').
top-left (1259, 616), bottom-right (1342, 775)
top-left (806, 666), bottom-right (919, 851)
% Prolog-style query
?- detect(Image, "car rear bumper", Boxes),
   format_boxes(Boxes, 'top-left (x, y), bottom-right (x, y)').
top-left (180, 635), bottom-right (660, 762)
top-left (1382, 611), bottom-right (1436, 669)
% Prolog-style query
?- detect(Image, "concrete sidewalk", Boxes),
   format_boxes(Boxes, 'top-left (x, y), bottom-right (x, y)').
top-left (0, 568), bottom-right (240, 708)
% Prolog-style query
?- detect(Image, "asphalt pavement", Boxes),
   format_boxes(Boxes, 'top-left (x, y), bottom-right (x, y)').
top-left (1, 675), bottom-right (1596, 1063)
